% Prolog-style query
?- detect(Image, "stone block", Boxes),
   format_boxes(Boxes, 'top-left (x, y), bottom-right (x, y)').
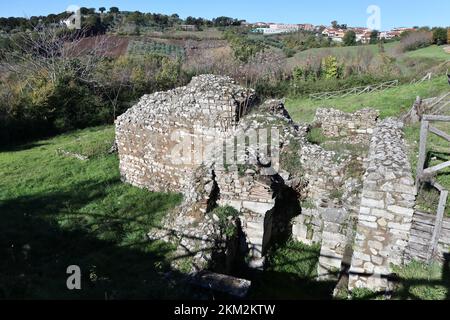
top-left (353, 251), bottom-right (371, 262)
top-left (361, 198), bottom-right (385, 209)
top-left (387, 205), bottom-right (414, 216)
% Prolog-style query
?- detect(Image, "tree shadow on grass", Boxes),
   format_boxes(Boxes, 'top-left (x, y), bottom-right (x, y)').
top-left (0, 179), bottom-right (192, 300)
top-left (246, 270), bottom-right (337, 300)
top-left (0, 142), bottom-right (50, 153)
top-left (243, 245), bottom-right (337, 300)
top-left (347, 255), bottom-right (450, 300)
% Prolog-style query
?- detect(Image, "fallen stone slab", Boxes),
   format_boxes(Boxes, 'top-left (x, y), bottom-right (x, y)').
top-left (187, 271), bottom-right (251, 298)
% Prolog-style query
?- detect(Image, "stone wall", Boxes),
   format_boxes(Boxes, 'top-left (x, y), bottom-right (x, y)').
top-left (291, 109), bottom-right (372, 281)
top-left (116, 75), bottom-right (255, 193)
top-left (298, 140), bottom-right (350, 204)
top-left (349, 118), bottom-right (417, 291)
top-left (314, 108), bottom-right (379, 138)
top-left (292, 208), bottom-right (323, 245)
top-left (147, 97), bottom-right (305, 271)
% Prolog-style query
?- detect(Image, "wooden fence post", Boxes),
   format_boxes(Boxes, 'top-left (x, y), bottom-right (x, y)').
top-left (416, 120), bottom-right (429, 190)
top-left (427, 190), bottom-right (449, 262)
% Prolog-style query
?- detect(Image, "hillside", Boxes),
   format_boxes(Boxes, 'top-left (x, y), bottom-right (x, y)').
top-left (285, 75), bottom-right (449, 122)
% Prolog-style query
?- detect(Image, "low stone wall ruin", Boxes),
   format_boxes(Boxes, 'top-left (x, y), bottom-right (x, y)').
top-left (315, 108), bottom-right (379, 138)
top-left (349, 119), bottom-right (417, 291)
top-left (117, 75), bottom-right (431, 295)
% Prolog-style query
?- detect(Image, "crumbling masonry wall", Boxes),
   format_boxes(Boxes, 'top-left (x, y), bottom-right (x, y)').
top-left (292, 108), bottom-right (373, 281)
top-left (315, 108), bottom-right (379, 138)
top-left (148, 98), bottom-right (304, 272)
top-left (115, 75), bottom-right (255, 193)
top-left (349, 119), bottom-right (416, 291)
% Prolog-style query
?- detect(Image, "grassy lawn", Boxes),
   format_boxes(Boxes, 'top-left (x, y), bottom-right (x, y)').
top-left (347, 260), bottom-right (450, 300)
top-left (0, 126), bottom-right (185, 299)
top-left (285, 76), bottom-right (449, 123)
top-left (404, 45), bottom-right (450, 61)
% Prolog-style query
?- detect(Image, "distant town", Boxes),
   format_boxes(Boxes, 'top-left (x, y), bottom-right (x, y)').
top-left (247, 21), bottom-right (415, 43)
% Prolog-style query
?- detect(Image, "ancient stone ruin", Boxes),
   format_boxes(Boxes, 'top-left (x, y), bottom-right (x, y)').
top-left (116, 74), bottom-right (450, 295)
top-left (116, 74), bottom-right (256, 192)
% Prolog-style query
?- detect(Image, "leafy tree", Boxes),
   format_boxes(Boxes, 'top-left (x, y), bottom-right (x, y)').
top-left (331, 21), bottom-right (338, 29)
top-left (433, 27), bottom-right (447, 45)
top-left (109, 7), bottom-right (120, 14)
top-left (99, 7), bottom-right (106, 14)
top-left (224, 31), bottom-right (264, 63)
top-left (343, 30), bottom-right (356, 46)
top-left (323, 56), bottom-right (340, 79)
top-left (213, 16), bottom-right (241, 27)
top-left (80, 7), bottom-right (90, 15)
top-left (83, 15), bottom-right (106, 35)
top-left (370, 30), bottom-right (380, 44)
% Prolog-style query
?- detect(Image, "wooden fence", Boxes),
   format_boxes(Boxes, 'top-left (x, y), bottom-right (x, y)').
top-left (422, 92), bottom-right (450, 115)
top-left (407, 211), bottom-right (450, 262)
top-left (410, 72), bottom-right (432, 85)
top-left (309, 80), bottom-right (399, 100)
top-left (415, 115), bottom-right (450, 262)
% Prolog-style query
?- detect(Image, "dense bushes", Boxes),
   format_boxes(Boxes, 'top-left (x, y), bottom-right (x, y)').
top-left (289, 52), bottom-right (398, 96)
top-left (224, 30), bottom-right (265, 63)
top-left (397, 31), bottom-right (433, 53)
top-left (1, 38), bottom-right (188, 146)
top-left (432, 27), bottom-right (448, 45)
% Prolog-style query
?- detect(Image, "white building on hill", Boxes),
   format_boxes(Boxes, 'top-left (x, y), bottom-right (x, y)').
top-left (253, 23), bottom-right (301, 35)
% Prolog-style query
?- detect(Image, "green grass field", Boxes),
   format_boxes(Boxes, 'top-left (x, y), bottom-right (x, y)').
top-left (0, 126), bottom-right (186, 299)
top-left (404, 45), bottom-right (450, 61)
top-left (285, 75), bottom-right (449, 123)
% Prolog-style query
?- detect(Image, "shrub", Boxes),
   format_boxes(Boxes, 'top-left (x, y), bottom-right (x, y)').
top-left (432, 27), bottom-right (448, 45)
top-left (224, 30), bottom-right (265, 63)
top-left (343, 31), bottom-right (356, 46)
top-left (397, 31), bottom-right (433, 53)
top-left (254, 79), bottom-right (290, 99)
top-left (283, 47), bottom-right (296, 58)
top-left (323, 56), bottom-right (342, 79)
top-left (210, 206), bottom-right (240, 238)
top-left (307, 127), bottom-right (327, 145)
